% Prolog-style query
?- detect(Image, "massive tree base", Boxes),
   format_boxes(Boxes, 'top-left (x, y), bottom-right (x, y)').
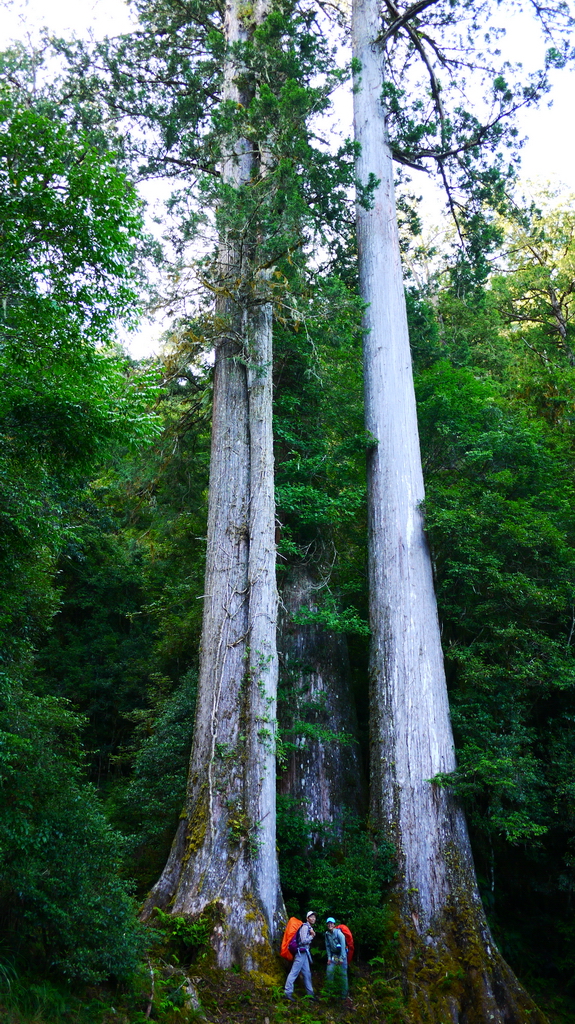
top-left (391, 903), bottom-right (547, 1024)
top-left (141, 820), bottom-right (284, 980)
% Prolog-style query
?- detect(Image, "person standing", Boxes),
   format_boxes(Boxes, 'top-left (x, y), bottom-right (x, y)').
top-left (325, 917), bottom-right (349, 999)
top-left (284, 911), bottom-right (318, 1001)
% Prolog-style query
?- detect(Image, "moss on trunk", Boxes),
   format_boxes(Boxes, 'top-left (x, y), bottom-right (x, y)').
top-left (383, 893), bottom-right (548, 1024)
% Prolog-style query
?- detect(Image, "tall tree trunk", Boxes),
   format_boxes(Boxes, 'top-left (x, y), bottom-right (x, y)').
top-left (352, 1), bottom-right (547, 1019)
top-left (141, 0), bottom-right (284, 969)
top-left (278, 565), bottom-right (366, 832)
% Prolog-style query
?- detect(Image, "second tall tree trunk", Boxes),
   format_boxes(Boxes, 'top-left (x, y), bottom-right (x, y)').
top-left (352, 0), bottom-right (548, 1017)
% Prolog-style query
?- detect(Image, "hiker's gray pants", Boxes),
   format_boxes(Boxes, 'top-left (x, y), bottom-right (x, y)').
top-left (285, 950), bottom-right (313, 996)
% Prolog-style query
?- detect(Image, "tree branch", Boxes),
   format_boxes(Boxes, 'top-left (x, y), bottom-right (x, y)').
top-left (378, 0), bottom-right (440, 43)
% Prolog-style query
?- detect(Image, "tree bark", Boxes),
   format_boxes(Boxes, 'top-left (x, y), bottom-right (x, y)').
top-left (352, 0), bottom-right (547, 1018)
top-left (141, 0), bottom-right (284, 969)
top-left (277, 565), bottom-right (366, 833)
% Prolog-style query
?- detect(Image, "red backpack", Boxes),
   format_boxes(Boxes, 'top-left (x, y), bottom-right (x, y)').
top-left (281, 917), bottom-right (303, 961)
top-left (336, 923), bottom-right (355, 963)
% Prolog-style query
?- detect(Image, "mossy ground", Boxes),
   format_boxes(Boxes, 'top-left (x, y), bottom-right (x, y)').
top-left (0, 961), bottom-right (394, 1024)
top-left (2, 957), bottom-right (575, 1024)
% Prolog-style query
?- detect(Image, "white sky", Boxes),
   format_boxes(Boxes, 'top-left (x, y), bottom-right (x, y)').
top-left (3, 0), bottom-right (575, 355)
top-left (2, 0), bottom-right (136, 43)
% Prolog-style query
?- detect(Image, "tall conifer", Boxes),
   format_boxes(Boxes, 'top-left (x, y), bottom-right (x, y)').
top-left (351, 0), bottom-right (570, 1015)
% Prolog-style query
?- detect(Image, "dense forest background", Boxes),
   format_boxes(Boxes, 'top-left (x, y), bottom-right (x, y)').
top-left (2, 1), bottom-right (575, 1020)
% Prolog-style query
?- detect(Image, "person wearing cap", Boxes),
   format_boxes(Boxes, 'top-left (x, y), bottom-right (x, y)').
top-left (325, 917), bottom-right (349, 999)
top-left (284, 911), bottom-right (318, 1002)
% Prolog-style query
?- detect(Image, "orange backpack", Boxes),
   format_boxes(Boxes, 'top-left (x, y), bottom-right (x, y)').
top-left (336, 923), bottom-right (355, 963)
top-left (281, 916), bottom-right (303, 961)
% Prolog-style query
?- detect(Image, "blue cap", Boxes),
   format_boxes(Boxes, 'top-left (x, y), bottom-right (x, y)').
top-left (326, 917), bottom-right (336, 924)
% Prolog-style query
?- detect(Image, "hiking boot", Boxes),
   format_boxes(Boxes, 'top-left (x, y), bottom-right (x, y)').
top-left (284, 993), bottom-right (295, 1002)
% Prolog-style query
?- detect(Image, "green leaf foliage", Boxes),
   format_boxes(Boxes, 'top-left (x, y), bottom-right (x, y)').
top-left (34, 525), bottom-right (156, 779)
top-left (0, 68), bottom-right (159, 988)
top-left (405, 194), bottom-right (575, 987)
top-left (34, 363), bottom-right (211, 782)
top-left (274, 274), bottom-right (368, 618)
top-left (117, 674), bottom-right (197, 891)
top-left (0, 674), bottom-right (144, 982)
top-left (0, 82), bottom-right (159, 661)
top-left (417, 357), bottom-right (575, 979)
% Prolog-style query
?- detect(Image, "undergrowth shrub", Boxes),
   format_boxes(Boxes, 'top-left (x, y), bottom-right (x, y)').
top-left (149, 907), bottom-right (212, 968)
top-left (277, 799), bottom-right (395, 955)
top-left (116, 673), bottom-right (197, 891)
top-left (0, 673), bottom-right (144, 982)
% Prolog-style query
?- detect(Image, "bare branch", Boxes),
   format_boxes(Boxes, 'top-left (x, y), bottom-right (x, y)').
top-left (437, 157), bottom-right (466, 248)
top-left (378, 0), bottom-right (441, 43)
top-left (390, 147), bottom-right (429, 171)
